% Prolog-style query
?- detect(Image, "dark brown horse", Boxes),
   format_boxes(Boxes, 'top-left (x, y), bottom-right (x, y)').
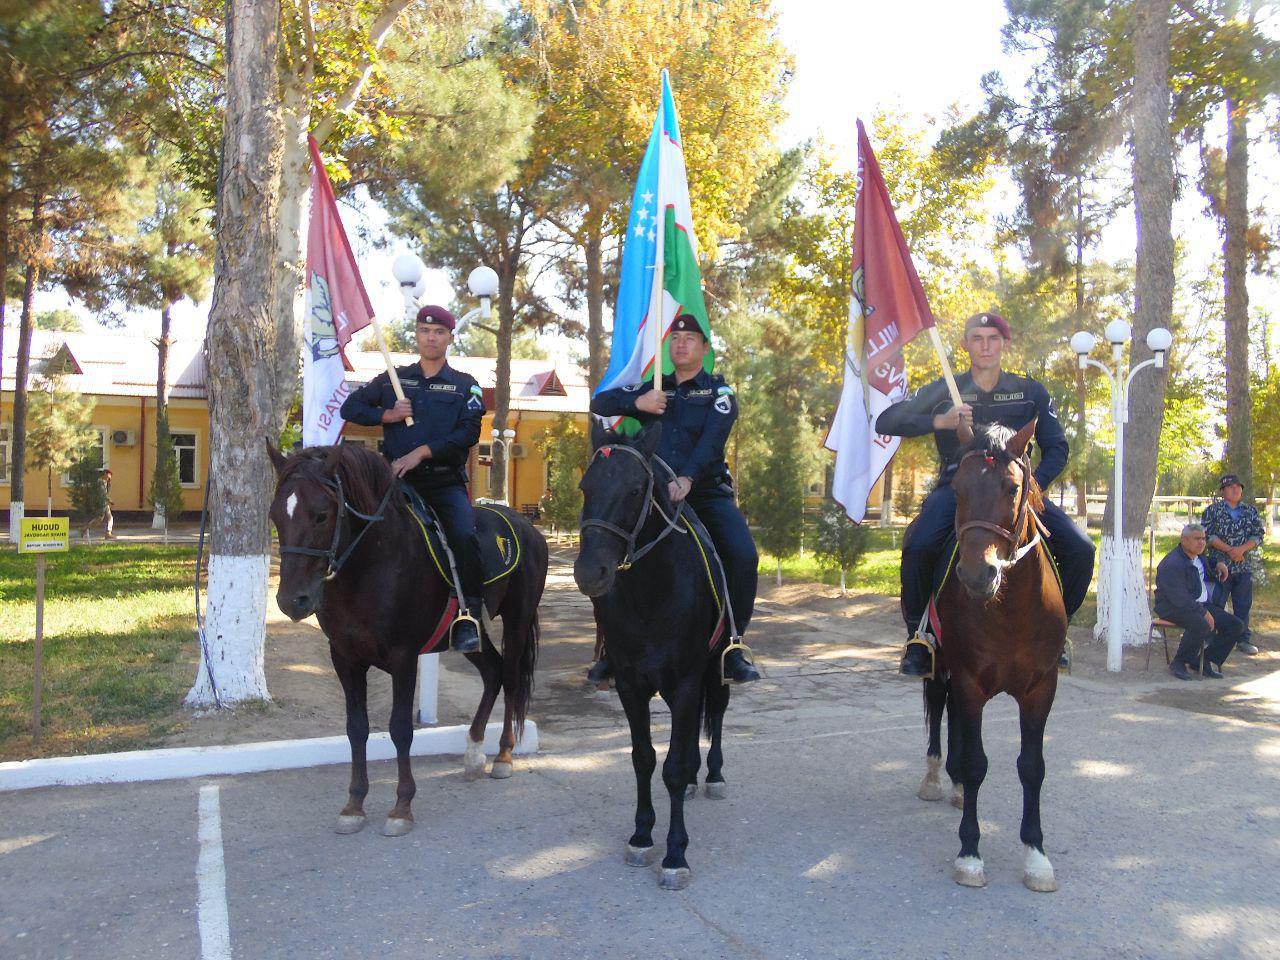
top-left (916, 420), bottom-right (1067, 892)
top-left (267, 442), bottom-right (548, 836)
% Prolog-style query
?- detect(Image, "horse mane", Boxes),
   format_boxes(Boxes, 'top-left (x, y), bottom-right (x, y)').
top-left (278, 443), bottom-right (398, 516)
top-left (960, 423), bottom-right (1044, 512)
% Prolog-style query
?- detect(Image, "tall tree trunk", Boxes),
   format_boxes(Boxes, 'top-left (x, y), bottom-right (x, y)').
top-left (491, 265), bottom-right (516, 502)
top-left (1096, 0), bottom-right (1174, 655)
top-left (879, 460), bottom-right (894, 527)
top-left (0, 190), bottom-right (9, 437)
top-left (1222, 98), bottom-right (1251, 492)
top-left (8, 194), bottom-right (43, 540)
top-left (584, 216), bottom-right (607, 390)
top-left (187, 0), bottom-right (285, 707)
top-left (152, 299), bottom-right (174, 527)
top-left (270, 74), bottom-right (312, 430)
top-left (1073, 177), bottom-right (1089, 520)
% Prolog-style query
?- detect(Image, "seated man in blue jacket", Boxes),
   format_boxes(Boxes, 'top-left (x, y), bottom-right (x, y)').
top-left (1154, 522), bottom-right (1243, 680)
top-left (589, 314), bottom-right (761, 684)
top-left (340, 305), bottom-right (486, 653)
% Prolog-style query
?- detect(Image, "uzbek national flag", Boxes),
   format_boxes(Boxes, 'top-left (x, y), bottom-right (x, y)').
top-left (302, 136), bottom-right (374, 447)
top-left (597, 70), bottom-right (711, 411)
top-left (825, 120), bottom-right (935, 522)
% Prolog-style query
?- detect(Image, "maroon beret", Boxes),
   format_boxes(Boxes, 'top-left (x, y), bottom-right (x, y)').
top-left (415, 304), bottom-right (457, 331)
top-left (964, 311), bottom-right (1011, 341)
top-left (670, 314), bottom-right (706, 338)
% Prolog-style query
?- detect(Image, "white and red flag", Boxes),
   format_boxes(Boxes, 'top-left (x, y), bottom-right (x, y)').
top-left (302, 136), bottom-right (374, 447)
top-left (825, 120), bottom-right (936, 522)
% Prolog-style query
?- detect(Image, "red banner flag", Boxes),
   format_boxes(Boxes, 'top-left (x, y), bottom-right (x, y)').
top-left (825, 120), bottom-right (936, 521)
top-left (302, 136), bottom-right (375, 447)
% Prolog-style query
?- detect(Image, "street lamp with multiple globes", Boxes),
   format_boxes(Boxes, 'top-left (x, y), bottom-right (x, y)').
top-left (1071, 321), bottom-right (1173, 672)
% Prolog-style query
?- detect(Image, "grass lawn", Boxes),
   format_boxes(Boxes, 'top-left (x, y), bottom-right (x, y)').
top-left (0, 542), bottom-right (198, 761)
top-left (761, 528), bottom-right (1280, 620)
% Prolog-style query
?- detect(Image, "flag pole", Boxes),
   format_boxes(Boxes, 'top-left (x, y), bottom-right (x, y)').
top-left (369, 315), bottom-right (413, 426)
top-left (926, 326), bottom-right (972, 441)
top-left (652, 71), bottom-right (669, 394)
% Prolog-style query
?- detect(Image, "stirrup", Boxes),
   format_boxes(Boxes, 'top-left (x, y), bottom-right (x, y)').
top-left (1058, 637), bottom-right (1073, 675)
top-left (903, 633), bottom-right (937, 681)
top-left (720, 640), bottom-right (758, 686)
top-left (449, 609), bottom-right (482, 650)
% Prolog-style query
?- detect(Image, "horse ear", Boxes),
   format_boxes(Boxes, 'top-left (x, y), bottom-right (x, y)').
top-left (266, 438), bottom-right (288, 476)
top-left (321, 443), bottom-right (344, 475)
top-left (635, 421), bottom-right (663, 459)
top-left (1008, 418), bottom-right (1037, 459)
top-left (589, 415), bottom-right (612, 452)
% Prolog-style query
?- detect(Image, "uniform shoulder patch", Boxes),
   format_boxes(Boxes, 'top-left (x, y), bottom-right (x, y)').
top-left (467, 383), bottom-right (484, 410)
top-left (622, 383), bottom-right (641, 393)
top-left (716, 385), bottom-right (734, 396)
top-left (714, 391), bottom-right (733, 414)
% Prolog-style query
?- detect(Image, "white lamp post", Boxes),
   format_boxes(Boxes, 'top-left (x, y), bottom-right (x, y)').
top-left (1072, 323), bottom-right (1172, 672)
top-left (395, 256), bottom-right (500, 724)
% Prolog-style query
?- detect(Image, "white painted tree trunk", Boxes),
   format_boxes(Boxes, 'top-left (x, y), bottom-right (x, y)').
top-left (776, 560), bottom-right (782, 586)
top-left (1094, 536), bottom-right (1152, 655)
top-left (8, 502), bottom-right (23, 540)
top-left (185, 554), bottom-right (271, 705)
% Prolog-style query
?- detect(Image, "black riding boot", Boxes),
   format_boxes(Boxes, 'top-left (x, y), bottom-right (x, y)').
top-left (587, 652), bottom-right (614, 684)
top-left (899, 635), bottom-right (935, 678)
top-left (451, 597), bottom-right (482, 654)
top-left (723, 647), bottom-right (761, 684)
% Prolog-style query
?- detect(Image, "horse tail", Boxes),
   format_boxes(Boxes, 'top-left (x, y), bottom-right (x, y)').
top-left (509, 609), bottom-right (540, 739)
top-left (702, 662), bottom-right (729, 741)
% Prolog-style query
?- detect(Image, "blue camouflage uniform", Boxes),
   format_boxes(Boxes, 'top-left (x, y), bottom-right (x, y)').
top-left (875, 369), bottom-right (1095, 632)
top-left (341, 361), bottom-right (486, 601)
top-left (591, 370), bottom-right (759, 634)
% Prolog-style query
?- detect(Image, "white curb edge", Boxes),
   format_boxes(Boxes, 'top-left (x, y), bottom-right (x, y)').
top-left (0, 721), bottom-right (538, 792)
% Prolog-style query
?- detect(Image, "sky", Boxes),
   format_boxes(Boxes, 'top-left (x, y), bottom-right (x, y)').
top-left (29, 0), bottom-right (1280, 361)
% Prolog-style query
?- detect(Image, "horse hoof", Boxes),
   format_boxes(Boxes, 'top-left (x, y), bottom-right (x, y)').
top-left (1023, 845), bottom-right (1058, 893)
top-left (917, 778), bottom-right (944, 802)
top-left (952, 856), bottom-right (986, 888)
top-left (684, 783), bottom-right (697, 800)
top-left (624, 844), bottom-right (656, 867)
top-left (463, 742), bottom-right (487, 781)
top-left (334, 814), bottom-right (367, 835)
top-left (659, 867), bottom-right (692, 891)
top-left (381, 817), bottom-right (414, 838)
top-left (489, 760), bottom-right (513, 780)
top-left (950, 783), bottom-right (964, 809)
top-left (704, 781), bottom-right (727, 800)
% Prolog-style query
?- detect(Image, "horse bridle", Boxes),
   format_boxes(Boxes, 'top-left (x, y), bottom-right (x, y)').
top-left (579, 444), bottom-right (687, 570)
top-left (954, 449), bottom-right (1050, 564)
top-left (278, 471), bottom-right (397, 581)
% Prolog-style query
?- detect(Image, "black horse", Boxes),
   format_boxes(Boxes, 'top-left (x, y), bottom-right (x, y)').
top-left (573, 422), bottom-right (733, 891)
top-left (267, 441), bottom-right (548, 836)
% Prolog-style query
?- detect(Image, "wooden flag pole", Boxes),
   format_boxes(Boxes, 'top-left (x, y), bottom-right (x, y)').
top-left (927, 326), bottom-right (973, 443)
top-left (369, 315), bottom-right (414, 427)
top-left (652, 72), bottom-right (668, 394)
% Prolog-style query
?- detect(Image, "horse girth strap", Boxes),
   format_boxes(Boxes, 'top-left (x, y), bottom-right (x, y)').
top-left (579, 444), bottom-right (687, 570)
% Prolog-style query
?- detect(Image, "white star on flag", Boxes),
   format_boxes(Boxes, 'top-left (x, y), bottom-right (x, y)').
top-left (641, 190), bottom-right (654, 204)
top-left (634, 223), bottom-right (645, 238)
top-left (637, 207), bottom-right (648, 222)
top-left (647, 228), bottom-right (655, 242)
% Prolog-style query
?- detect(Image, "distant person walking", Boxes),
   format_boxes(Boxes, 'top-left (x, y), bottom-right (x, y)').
top-left (98, 468), bottom-right (115, 539)
top-left (1201, 473), bottom-right (1264, 655)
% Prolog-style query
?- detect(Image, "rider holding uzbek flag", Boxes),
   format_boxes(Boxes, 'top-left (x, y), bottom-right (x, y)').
top-left (587, 71), bottom-right (760, 685)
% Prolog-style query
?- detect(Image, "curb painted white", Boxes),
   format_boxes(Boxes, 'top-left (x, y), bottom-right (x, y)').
top-left (0, 721), bottom-right (538, 792)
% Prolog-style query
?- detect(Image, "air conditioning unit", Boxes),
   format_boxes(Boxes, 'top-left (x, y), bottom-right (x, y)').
top-left (510, 443), bottom-right (527, 459)
top-left (112, 429), bottom-right (137, 446)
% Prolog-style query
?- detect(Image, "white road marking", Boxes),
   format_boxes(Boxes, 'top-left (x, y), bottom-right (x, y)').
top-left (285, 491), bottom-right (297, 519)
top-left (197, 784), bottom-right (231, 960)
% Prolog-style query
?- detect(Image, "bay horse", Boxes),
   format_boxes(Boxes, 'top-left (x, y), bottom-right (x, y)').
top-left (267, 441), bottom-right (548, 837)
top-left (915, 420), bottom-right (1067, 892)
top-left (573, 422), bottom-right (733, 891)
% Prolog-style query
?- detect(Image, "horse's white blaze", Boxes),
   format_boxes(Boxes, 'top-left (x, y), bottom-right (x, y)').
top-left (1023, 844), bottom-right (1057, 891)
top-left (285, 492), bottom-right (298, 519)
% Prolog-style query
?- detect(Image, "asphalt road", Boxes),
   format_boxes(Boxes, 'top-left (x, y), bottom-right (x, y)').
top-left (2, 560), bottom-right (1278, 960)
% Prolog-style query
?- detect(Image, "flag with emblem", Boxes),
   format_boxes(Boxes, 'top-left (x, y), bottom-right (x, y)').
top-left (302, 136), bottom-right (375, 447)
top-left (596, 70), bottom-right (712, 424)
top-left (825, 120), bottom-right (936, 523)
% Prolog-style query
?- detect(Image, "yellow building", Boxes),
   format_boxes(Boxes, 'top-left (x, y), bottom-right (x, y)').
top-left (2, 329), bottom-right (591, 520)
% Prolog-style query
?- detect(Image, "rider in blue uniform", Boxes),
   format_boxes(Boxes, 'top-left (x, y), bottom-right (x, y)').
top-left (876, 312), bottom-right (1095, 676)
top-left (340, 304), bottom-right (486, 653)
top-left (589, 314), bottom-right (761, 684)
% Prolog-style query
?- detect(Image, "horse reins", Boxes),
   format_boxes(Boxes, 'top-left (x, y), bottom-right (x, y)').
top-left (278, 471), bottom-right (397, 581)
top-left (954, 450), bottom-right (1051, 565)
top-left (579, 444), bottom-right (687, 570)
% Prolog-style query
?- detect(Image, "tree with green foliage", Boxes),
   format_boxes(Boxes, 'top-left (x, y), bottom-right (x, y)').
top-left (535, 415), bottom-right (589, 533)
top-left (150, 423), bottom-right (187, 529)
top-left (24, 370), bottom-right (94, 515)
top-left (67, 450), bottom-right (108, 537)
top-left (813, 499), bottom-right (871, 595)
